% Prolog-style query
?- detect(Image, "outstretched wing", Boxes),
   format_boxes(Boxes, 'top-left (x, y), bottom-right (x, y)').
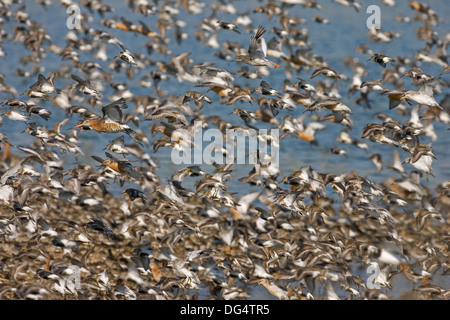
top-left (248, 26), bottom-right (267, 60)
top-left (102, 98), bottom-right (128, 122)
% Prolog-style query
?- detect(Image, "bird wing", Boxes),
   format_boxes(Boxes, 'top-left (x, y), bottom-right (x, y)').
top-left (29, 74), bottom-right (49, 90)
top-left (248, 26), bottom-right (267, 60)
top-left (111, 135), bottom-right (125, 144)
top-left (38, 74), bottom-right (49, 84)
top-left (71, 74), bottom-right (85, 84)
top-left (419, 77), bottom-right (440, 97)
top-left (1, 157), bottom-right (32, 185)
top-left (91, 155), bottom-right (105, 164)
top-left (105, 151), bottom-right (122, 163)
top-left (102, 98), bottom-right (127, 122)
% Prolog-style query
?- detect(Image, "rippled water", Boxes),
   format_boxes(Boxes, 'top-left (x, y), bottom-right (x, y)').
top-left (0, 0), bottom-right (449, 299)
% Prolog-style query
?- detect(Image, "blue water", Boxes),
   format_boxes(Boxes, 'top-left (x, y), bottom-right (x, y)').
top-left (0, 0), bottom-right (449, 299)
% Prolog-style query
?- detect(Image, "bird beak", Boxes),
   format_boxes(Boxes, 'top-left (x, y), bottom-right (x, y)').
top-left (73, 122), bottom-right (86, 129)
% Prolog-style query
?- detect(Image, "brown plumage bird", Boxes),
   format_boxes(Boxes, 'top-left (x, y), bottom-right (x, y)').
top-left (183, 91), bottom-right (212, 110)
top-left (74, 98), bottom-right (143, 145)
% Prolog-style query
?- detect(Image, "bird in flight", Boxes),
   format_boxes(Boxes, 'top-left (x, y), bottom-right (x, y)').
top-left (235, 26), bottom-right (281, 68)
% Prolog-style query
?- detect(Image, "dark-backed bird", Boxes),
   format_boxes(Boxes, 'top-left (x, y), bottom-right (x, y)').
top-left (74, 98), bottom-right (143, 145)
top-left (234, 26), bottom-right (281, 68)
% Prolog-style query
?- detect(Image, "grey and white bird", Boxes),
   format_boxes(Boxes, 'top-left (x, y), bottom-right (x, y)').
top-left (253, 81), bottom-right (283, 98)
top-left (114, 43), bottom-right (137, 68)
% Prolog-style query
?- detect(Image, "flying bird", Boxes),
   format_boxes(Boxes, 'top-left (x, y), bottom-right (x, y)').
top-left (234, 26), bottom-right (281, 68)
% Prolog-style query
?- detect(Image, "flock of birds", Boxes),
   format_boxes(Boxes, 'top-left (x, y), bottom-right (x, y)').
top-left (0, 0), bottom-right (449, 300)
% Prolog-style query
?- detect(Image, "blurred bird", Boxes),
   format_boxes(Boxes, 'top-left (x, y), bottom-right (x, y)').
top-left (217, 20), bottom-right (241, 33)
top-left (114, 43), bottom-right (138, 69)
top-left (253, 81), bottom-right (283, 97)
top-left (403, 143), bottom-right (436, 179)
top-left (92, 151), bottom-right (141, 186)
top-left (330, 147), bottom-right (348, 157)
top-left (381, 89), bottom-right (406, 110)
top-left (311, 67), bottom-right (346, 80)
top-left (2, 104), bottom-right (30, 121)
top-left (123, 188), bottom-right (149, 204)
top-left (360, 79), bottom-right (384, 92)
top-left (368, 53), bottom-right (393, 68)
top-left (369, 153), bottom-right (383, 171)
top-left (71, 74), bottom-right (103, 100)
top-left (105, 135), bottom-right (129, 157)
top-left (29, 73), bottom-right (60, 94)
top-left (402, 77), bottom-right (443, 111)
top-left (232, 108), bottom-right (257, 125)
top-left (402, 66), bottom-right (433, 84)
top-left (234, 26), bottom-right (281, 68)
top-left (306, 99), bottom-right (352, 114)
top-left (183, 91), bottom-right (212, 110)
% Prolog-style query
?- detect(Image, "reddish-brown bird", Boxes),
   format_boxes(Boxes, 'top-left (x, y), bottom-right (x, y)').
top-left (74, 98), bottom-right (143, 145)
top-left (234, 26), bottom-right (281, 68)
